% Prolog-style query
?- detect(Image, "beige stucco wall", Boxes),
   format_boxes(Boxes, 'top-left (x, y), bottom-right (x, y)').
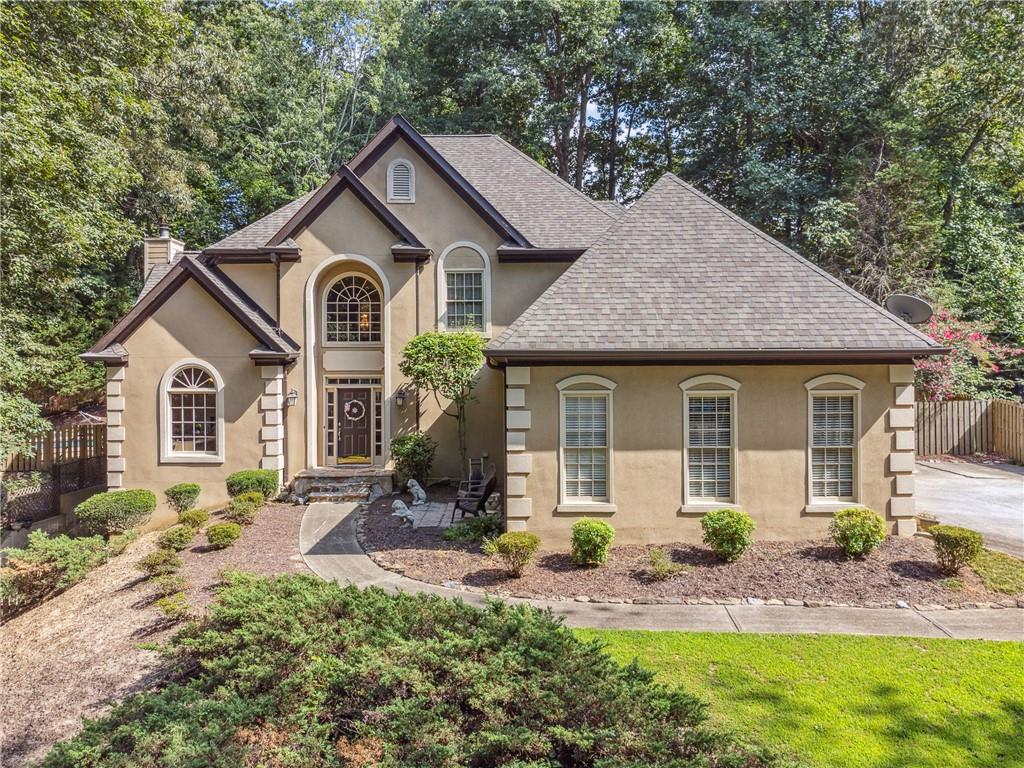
top-left (119, 279), bottom-right (265, 528)
top-left (509, 364), bottom-right (901, 546)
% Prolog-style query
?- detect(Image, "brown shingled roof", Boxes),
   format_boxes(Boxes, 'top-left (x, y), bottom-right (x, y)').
top-left (486, 174), bottom-right (944, 362)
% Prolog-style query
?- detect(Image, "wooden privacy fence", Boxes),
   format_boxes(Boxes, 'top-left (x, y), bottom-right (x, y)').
top-left (915, 399), bottom-right (1024, 462)
top-left (4, 424), bottom-right (106, 472)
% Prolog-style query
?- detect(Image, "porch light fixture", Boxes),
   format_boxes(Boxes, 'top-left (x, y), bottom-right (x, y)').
top-left (395, 386), bottom-right (407, 408)
top-left (286, 388), bottom-right (299, 407)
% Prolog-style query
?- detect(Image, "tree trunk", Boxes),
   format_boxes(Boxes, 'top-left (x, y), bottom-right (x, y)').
top-left (942, 121), bottom-right (988, 226)
top-left (606, 73), bottom-right (621, 199)
top-left (574, 68), bottom-right (593, 190)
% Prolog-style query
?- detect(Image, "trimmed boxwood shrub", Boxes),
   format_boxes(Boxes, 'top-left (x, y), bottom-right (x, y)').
top-left (223, 497), bottom-right (258, 526)
top-left (931, 524), bottom-right (983, 574)
top-left (41, 575), bottom-right (781, 767)
top-left (206, 522), bottom-right (242, 549)
top-left (225, 470), bottom-right (279, 500)
top-left (164, 483), bottom-right (201, 515)
top-left (157, 525), bottom-right (196, 552)
top-left (571, 518), bottom-right (616, 566)
top-left (136, 548), bottom-right (181, 577)
top-left (178, 508), bottom-right (209, 529)
top-left (701, 508), bottom-right (755, 562)
top-left (482, 532), bottom-right (540, 577)
top-left (74, 489), bottom-right (156, 536)
top-left (829, 507), bottom-right (887, 558)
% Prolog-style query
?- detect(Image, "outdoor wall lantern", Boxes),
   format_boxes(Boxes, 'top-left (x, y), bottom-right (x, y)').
top-left (286, 388), bottom-right (299, 407)
top-left (395, 386), bottom-right (407, 408)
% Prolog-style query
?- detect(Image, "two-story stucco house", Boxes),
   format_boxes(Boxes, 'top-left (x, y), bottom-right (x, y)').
top-left (83, 116), bottom-right (945, 543)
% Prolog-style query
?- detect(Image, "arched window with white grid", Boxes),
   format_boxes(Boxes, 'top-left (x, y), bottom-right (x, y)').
top-left (160, 360), bottom-right (224, 463)
top-left (324, 275), bottom-right (382, 344)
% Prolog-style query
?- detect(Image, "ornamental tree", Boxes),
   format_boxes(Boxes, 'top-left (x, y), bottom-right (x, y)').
top-left (399, 330), bottom-right (486, 477)
top-left (914, 308), bottom-right (1023, 401)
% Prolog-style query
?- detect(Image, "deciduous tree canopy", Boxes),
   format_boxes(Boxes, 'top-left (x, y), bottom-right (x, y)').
top-left (3, 0), bottom-right (1022, 450)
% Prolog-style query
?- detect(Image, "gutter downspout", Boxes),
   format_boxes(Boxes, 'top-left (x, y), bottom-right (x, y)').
top-left (414, 261), bottom-right (421, 431)
top-left (273, 252), bottom-right (289, 484)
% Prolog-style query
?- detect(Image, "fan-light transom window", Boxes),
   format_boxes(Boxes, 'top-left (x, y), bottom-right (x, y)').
top-left (325, 275), bottom-right (382, 343)
top-left (686, 395), bottom-right (733, 501)
top-left (445, 271), bottom-right (483, 330)
top-left (562, 394), bottom-right (609, 502)
top-left (387, 159), bottom-right (414, 202)
top-left (811, 395), bottom-right (855, 500)
top-left (168, 366), bottom-right (218, 455)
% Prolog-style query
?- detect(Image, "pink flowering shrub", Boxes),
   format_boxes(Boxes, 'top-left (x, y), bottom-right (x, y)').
top-left (914, 309), bottom-right (1022, 401)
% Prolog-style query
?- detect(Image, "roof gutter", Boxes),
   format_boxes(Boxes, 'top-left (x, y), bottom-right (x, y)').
top-left (496, 246), bottom-right (586, 263)
top-left (484, 347), bottom-right (950, 366)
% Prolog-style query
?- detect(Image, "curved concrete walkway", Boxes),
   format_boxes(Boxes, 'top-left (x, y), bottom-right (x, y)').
top-left (299, 502), bottom-right (1024, 641)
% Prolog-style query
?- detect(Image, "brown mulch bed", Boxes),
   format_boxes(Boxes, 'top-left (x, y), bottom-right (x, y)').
top-left (361, 495), bottom-right (1018, 606)
top-left (0, 502), bottom-right (307, 767)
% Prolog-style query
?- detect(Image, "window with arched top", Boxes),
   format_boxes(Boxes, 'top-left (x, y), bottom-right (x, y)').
top-left (557, 375), bottom-right (617, 511)
top-left (160, 360), bottom-right (224, 463)
top-left (680, 375), bottom-right (741, 508)
top-left (387, 158), bottom-right (415, 202)
top-left (436, 242), bottom-right (491, 336)
top-left (324, 275), bottom-right (382, 343)
top-left (805, 374), bottom-right (865, 508)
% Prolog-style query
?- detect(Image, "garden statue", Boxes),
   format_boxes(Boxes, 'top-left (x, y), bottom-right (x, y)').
top-left (485, 492), bottom-right (502, 512)
top-left (407, 478), bottom-right (427, 506)
top-left (391, 499), bottom-right (416, 526)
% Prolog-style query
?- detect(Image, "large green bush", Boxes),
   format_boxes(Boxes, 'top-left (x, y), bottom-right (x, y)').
top-left (482, 532), bottom-right (540, 577)
top-left (700, 508), bottom-right (755, 562)
top-left (1, 531), bottom-right (109, 613)
top-left (74, 489), bottom-right (156, 536)
top-left (164, 483), bottom-right (201, 515)
top-left (206, 522), bottom-right (242, 549)
top-left (829, 507), bottom-right (887, 558)
top-left (225, 470), bottom-right (279, 500)
top-left (41, 575), bottom-right (781, 767)
top-left (391, 431), bottom-right (437, 485)
top-left (931, 524), bottom-right (983, 574)
top-left (571, 518), bottom-right (616, 566)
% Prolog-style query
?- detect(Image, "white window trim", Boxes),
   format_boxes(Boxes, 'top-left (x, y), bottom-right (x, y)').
top-left (321, 273), bottom-right (384, 348)
top-left (680, 374), bottom-right (741, 511)
top-left (804, 374), bottom-right (865, 513)
top-left (386, 158), bottom-right (415, 203)
top-left (436, 241), bottom-right (492, 337)
top-left (159, 358), bottom-right (225, 464)
top-left (556, 375), bottom-right (616, 513)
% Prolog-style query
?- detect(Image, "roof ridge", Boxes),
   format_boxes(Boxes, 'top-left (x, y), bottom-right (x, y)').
top-left (488, 134), bottom-right (621, 223)
top-left (659, 174), bottom-right (939, 347)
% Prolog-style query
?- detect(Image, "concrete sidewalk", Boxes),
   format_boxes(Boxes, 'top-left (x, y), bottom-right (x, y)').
top-left (299, 502), bottom-right (1024, 642)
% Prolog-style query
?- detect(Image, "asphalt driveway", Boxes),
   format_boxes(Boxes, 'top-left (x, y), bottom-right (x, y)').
top-left (915, 461), bottom-right (1024, 557)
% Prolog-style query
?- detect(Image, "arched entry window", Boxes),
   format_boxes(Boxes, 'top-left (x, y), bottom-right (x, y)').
top-left (160, 360), bottom-right (224, 463)
top-left (324, 275), bottom-right (382, 343)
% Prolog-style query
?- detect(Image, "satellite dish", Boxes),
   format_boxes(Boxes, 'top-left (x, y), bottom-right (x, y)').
top-left (884, 294), bottom-right (933, 324)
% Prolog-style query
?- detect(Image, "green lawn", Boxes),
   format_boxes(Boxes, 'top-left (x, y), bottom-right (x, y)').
top-left (576, 630), bottom-right (1024, 768)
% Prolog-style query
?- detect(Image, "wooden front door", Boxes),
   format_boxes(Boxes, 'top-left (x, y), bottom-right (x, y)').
top-left (336, 388), bottom-right (371, 463)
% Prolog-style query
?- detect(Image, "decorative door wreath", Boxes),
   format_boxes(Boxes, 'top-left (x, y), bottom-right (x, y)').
top-left (343, 399), bottom-right (366, 421)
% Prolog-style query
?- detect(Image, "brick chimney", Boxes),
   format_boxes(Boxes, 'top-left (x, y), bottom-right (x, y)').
top-left (143, 223), bottom-right (185, 275)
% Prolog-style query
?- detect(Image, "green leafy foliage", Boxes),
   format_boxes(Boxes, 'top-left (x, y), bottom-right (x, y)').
top-left (571, 518), bottom-right (616, 566)
top-left (177, 508), bottom-right (210, 529)
top-left (42, 575), bottom-right (781, 767)
top-left (155, 591), bottom-right (191, 622)
top-left (399, 331), bottom-right (486, 475)
top-left (0, 531), bottom-right (109, 613)
top-left (829, 507), bottom-right (887, 559)
top-left (136, 548), bottom-right (181, 577)
top-left (157, 525), bottom-right (196, 552)
top-left (443, 514), bottom-right (502, 543)
top-left (153, 573), bottom-right (189, 597)
top-left (970, 549), bottom-right (1024, 594)
top-left (482, 532), bottom-right (540, 578)
top-left (74, 489), bottom-right (156, 536)
top-left (164, 483), bottom-right (201, 515)
top-left (225, 470), bottom-right (279, 500)
top-left (223, 497), bottom-right (258, 526)
top-left (206, 522), bottom-right (241, 550)
top-left (648, 548), bottom-right (686, 581)
top-left (931, 525), bottom-right (983, 574)
top-left (701, 508), bottom-right (756, 562)
top-left (391, 431), bottom-right (437, 485)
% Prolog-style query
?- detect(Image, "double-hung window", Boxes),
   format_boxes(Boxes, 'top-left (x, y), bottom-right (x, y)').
top-left (445, 271), bottom-right (484, 330)
top-left (804, 375), bottom-right (864, 507)
top-left (437, 242), bottom-right (491, 335)
top-left (680, 375), bottom-right (740, 507)
top-left (557, 375), bottom-right (616, 509)
top-left (160, 360), bottom-right (224, 463)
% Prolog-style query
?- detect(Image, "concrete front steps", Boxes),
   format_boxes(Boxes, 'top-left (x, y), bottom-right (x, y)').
top-left (292, 467), bottom-right (393, 505)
